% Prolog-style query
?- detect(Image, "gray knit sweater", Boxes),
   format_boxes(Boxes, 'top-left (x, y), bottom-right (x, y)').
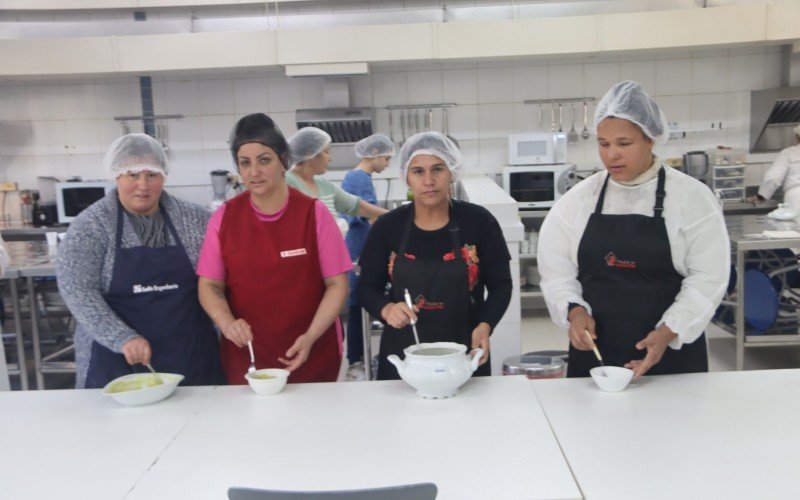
top-left (56, 189), bottom-right (211, 388)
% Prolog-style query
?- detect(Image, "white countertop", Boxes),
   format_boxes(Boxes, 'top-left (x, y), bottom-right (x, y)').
top-left (1, 376), bottom-right (581, 500)
top-left (532, 369), bottom-right (800, 500)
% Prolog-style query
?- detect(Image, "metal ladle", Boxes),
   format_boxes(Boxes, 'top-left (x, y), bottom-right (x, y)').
top-left (581, 101), bottom-right (591, 140)
top-left (403, 288), bottom-right (422, 347)
top-left (567, 105), bottom-right (579, 145)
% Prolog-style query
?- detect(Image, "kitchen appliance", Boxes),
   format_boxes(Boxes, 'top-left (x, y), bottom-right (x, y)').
top-left (749, 86), bottom-right (800, 152)
top-left (502, 164), bottom-right (578, 209)
top-left (683, 151), bottom-right (709, 185)
top-left (508, 132), bottom-right (567, 165)
top-left (210, 170), bottom-right (229, 211)
top-left (56, 181), bottom-right (113, 224)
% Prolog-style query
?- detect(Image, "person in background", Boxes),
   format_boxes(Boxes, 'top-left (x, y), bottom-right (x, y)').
top-left (198, 113), bottom-right (350, 384)
top-left (286, 127), bottom-right (386, 236)
top-left (341, 133), bottom-right (394, 381)
top-left (358, 131), bottom-right (512, 380)
top-left (747, 124), bottom-right (800, 208)
top-left (538, 81), bottom-right (730, 380)
top-left (57, 133), bottom-right (225, 388)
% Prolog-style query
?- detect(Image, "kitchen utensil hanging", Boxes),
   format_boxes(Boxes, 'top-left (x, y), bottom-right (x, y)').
top-left (388, 109), bottom-right (395, 144)
top-left (581, 101), bottom-right (590, 139)
top-left (567, 105), bottom-right (579, 145)
top-left (386, 104), bottom-right (457, 139)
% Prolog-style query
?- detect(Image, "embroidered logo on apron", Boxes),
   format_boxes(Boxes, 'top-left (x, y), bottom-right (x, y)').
top-left (605, 251), bottom-right (637, 270)
top-left (414, 294), bottom-right (445, 311)
top-left (280, 248), bottom-right (307, 258)
top-left (132, 283), bottom-right (179, 294)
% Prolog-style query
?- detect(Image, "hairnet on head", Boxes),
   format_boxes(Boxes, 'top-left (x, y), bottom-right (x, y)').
top-left (288, 127), bottom-right (332, 166)
top-left (229, 113), bottom-right (289, 168)
top-left (399, 131), bottom-right (463, 185)
top-left (104, 133), bottom-right (168, 179)
top-left (594, 80), bottom-right (670, 145)
top-left (354, 134), bottom-right (394, 159)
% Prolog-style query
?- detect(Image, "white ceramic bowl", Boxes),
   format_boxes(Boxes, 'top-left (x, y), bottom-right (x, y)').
top-left (590, 366), bottom-right (634, 392)
top-left (245, 368), bottom-right (290, 395)
top-left (103, 373), bottom-right (184, 406)
top-left (387, 342), bottom-right (483, 399)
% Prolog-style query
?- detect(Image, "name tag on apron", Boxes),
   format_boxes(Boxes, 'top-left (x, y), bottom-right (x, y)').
top-left (280, 248), bottom-right (307, 258)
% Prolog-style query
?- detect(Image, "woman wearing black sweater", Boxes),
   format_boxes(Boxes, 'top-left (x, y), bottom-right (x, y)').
top-left (358, 132), bottom-right (512, 380)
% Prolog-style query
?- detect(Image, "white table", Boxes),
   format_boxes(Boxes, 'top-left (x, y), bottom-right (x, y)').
top-left (1, 376), bottom-right (581, 500)
top-left (532, 369), bottom-right (800, 500)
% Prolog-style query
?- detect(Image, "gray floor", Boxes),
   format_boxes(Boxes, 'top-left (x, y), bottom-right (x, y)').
top-left (520, 309), bottom-right (800, 372)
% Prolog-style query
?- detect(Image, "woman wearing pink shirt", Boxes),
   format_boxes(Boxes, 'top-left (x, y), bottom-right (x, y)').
top-left (197, 113), bottom-right (351, 384)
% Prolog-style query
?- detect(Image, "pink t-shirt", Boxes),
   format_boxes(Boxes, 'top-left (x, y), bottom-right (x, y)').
top-left (197, 196), bottom-right (353, 281)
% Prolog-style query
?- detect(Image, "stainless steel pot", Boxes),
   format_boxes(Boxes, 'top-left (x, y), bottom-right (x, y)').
top-left (502, 354), bottom-right (566, 379)
top-left (683, 151), bottom-right (709, 183)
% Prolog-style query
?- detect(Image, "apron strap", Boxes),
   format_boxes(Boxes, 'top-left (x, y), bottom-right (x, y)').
top-left (594, 174), bottom-right (611, 214)
top-left (115, 199), bottom-right (183, 249)
top-left (398, 201), bottom-right (463, 258)
top-left (594, 167), bottom-right (667, 219)
top-left (653, 166), bottom-right (666, 219)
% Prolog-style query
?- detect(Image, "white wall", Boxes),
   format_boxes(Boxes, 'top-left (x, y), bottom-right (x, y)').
top-left (0, 44), bottom-right (784, 217)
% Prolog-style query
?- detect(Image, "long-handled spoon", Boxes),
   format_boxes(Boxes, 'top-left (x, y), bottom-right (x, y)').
top-left (583, 330), bottom-right (607, 376)
top-left (144, 363), bottom-right (164, 385)
top-left (247, 341), bottom-right (256, 374)
top-left (403, 288), bottom-right (422, 347)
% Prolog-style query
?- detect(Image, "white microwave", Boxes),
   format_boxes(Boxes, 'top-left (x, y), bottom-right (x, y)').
top-left (56, 181), bottom-right (113, 224)
top-left (508, 132), bottom-right (567, 165)
top-left (502, 164), bottom-right (578, 209)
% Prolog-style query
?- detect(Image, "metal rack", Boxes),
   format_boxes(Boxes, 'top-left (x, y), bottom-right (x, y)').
top-left (384, 103), bottom-right (458, 145)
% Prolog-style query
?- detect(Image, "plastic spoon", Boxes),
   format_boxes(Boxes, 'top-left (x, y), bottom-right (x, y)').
top-left (583, 330), bottom-right (607, 376)
top-left (144, 363), bottom-right (164, 385)
top-left (403, 288), bottom-right (422, 347)
top-left (247, 341), bottom-right (256, 374)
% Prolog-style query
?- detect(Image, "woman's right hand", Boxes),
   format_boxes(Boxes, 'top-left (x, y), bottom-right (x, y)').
top-left (122, 336), bottom-right (152, 366)
top-left (220, 318), bottom-right (253, 348)
top-left (380, 301), bottom-right (418, 329)
top-left (567, 306), bottom-right (597, 351)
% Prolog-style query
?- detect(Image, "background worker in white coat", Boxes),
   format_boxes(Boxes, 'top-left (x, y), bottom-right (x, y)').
top-left (747, 124), bottom-right (800, 207)
top-left (538, 81), bottom-right (730, 380)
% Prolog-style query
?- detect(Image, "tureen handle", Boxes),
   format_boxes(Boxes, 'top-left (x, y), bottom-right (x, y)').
top-left (387, 355), bottom-right (405, 377)
top-left (468, 349), bottom-right (484, 372)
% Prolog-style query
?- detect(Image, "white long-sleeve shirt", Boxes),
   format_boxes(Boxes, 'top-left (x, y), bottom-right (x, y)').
top-left (537, 165), bottom-right (730, 349)
top-left (759, 143), bottom-right (800, 200)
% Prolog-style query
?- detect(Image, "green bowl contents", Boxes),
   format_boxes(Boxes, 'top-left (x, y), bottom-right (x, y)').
top-left (251, 373), bottom-right (276, 380)
top-left (107, 375), bottom-right (163, 393)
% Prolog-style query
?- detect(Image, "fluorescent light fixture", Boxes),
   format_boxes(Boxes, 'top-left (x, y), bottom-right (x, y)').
top-left (285, 62), bottom-right (369, 77)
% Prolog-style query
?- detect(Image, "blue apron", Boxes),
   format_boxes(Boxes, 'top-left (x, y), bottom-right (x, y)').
top-left (84, 204), bottom-right (225, 388)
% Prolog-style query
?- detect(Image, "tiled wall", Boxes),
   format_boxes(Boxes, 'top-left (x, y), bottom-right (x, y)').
top-left (0, 44), bottom-right (784, 214)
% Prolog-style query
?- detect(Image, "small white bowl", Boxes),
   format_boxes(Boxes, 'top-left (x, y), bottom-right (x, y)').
top-left (103, 373), bottom-right (184, 406)
top-left (245, 368), bottom-right (290, 395)
top-left (590, 366), bottom-right (634, 392)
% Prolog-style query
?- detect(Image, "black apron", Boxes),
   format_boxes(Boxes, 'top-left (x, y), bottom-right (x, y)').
top-left (84, 205), bottom-right (225, 388)
top-left (377, 204), bottom-right (488, 380)
top-left (568, 167), bottom-right (708, 378)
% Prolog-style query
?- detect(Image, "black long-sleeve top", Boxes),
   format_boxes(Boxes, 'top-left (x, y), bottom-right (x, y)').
top-left (357, 200), bottom-right (513, 332)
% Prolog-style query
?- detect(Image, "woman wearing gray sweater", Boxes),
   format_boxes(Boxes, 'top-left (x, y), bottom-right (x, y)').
top-left (57, 134), bottom-right (224, 388)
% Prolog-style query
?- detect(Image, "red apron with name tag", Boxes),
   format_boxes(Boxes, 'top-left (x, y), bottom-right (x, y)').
top-left (218, 188), bottom-right (340, 384)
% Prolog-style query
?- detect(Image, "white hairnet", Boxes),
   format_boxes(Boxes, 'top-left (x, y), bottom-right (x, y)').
top-left (594, 80), bottom-right (670, 145)
top-left (104, 133), bottom-right (167, 179)
top-left (399, 131), bottom-right (463, 185)
top-left (288, 127), bottom-right (331, 166)
top-left (355, 134), bottom-right (394, 159)
top-left (794, 124), bottom-right (800, 136)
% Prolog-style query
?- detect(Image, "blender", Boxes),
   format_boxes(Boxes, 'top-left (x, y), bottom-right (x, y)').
top-left (210, 170), bottom-right (230, 210)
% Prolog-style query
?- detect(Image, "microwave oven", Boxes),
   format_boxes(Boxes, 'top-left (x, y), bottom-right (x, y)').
top-left (502, 164), bottom-right (578, 209)
top-left (56, 181), bottom-right (113, 224)
top-left (508, 132), bottom-right (567, 165)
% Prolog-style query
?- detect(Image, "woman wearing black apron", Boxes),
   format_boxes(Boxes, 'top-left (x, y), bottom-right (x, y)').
top-left (358, 132), bottom-right (512, 380)
top-left (57, 134), bottom-right (225, 388)
top-left (538, 81), bottom-right (730, 379)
